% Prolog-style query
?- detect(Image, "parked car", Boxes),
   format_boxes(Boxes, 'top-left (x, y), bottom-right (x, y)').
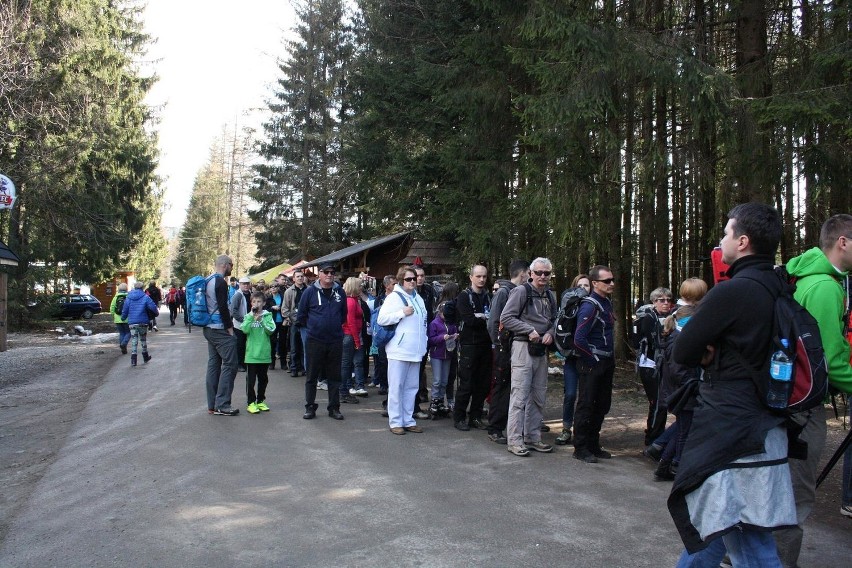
top-left (57, 294), bottom-right (102, 319)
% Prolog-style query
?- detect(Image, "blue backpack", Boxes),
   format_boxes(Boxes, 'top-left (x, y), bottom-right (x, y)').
top-left (372, 291), bottom-right (409, 349)
top-left (185, 274), bottom-right (221, 331)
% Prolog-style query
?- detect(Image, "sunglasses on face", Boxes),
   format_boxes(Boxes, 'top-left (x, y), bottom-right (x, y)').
top-left (655, 298), bottom-right (673, 303)
top-left (403, 276), bottom-right (417, 282)
top-left (532, 270), bottom-right (551, 277)
top-left (595, 278), bottom-right (615, 284)
top-left (321, 269), bottom-right (335, 275)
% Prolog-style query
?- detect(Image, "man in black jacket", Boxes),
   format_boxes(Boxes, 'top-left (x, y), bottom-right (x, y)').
top-left (452, 264), bottom-right (492, 431)
top-left (669, 203), bottom-right (795, 565)
top-left (204, 255), bottom-right (239, 416)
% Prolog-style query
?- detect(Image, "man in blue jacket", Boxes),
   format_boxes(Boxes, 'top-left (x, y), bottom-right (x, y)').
top-left (297, 262), bottom-right (347, 420)
top-left (572, 265), bottom-right (616, 464)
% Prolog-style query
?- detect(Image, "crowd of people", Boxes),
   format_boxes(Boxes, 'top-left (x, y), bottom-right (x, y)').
top-left (110, 206), bottom-right (851, 567)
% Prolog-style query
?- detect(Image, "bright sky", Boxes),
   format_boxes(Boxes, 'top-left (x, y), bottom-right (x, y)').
top-left (142, 1), bottom-right (296, 228)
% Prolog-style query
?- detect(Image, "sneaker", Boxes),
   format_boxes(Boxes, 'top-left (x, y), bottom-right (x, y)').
top-left (317, 381), bottom-right (328, 391)
top-left (507, 444), bottom-right (530, 457)
top-left (469, 418), bottom-right (488, 430)
top-left (247, 402), bottom-right (260, 414)
top-left (353, 388), bottom-right (369, 397)
top-left (413, 410), bottom-right (430, 420)
top-left (256, 400), bottom-right (270, 412)
top-left (153, 326), bottom-right (159, 332)
top-left (488, 432), bottom-right (508, 444)
top-left (841, 505), bottom-right (852, 519)
top-left (719, 557), bottom-right (733, 568)
top-left (349, 388), bottom-right (358, 395)
top-left (214, 407), bottom-right (239, 416)
top-left (555, 428), bottom-right (572, 445)
top-left (341, 394), bottom-right (360, 404)
top-left (525, 441), bottom-right (553, 453)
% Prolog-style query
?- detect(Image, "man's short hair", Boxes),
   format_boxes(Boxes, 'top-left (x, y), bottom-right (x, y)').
top-left (215, 254), bottom-right (233, 268)
top-left (383, 275), bottom-right (396, 288)
top-left (469, 264), bottom-right (487, 276)
top-left (727, 203), bottom-right (781, 257)
top-left (819, 214), bottom-right (852, 251)
top-left (589, 265), bottom-right (612, 281)
top-left (118, 283), bottom-right (128, 292)
top-left (250, 291), bottom-right (266, 303)
top-left (133, 281), bottom-right (144, 289)
top-left (530, 257), bottom-right (552, 271)
top-left (509, 259), bottom-right (530, 279)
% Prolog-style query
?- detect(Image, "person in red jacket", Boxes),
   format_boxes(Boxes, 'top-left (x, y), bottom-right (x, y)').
top-left (339, 277), bottom-right (367, 404)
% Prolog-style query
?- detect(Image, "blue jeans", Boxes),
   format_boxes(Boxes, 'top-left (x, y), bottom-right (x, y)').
top-left (430, 357), bottom-right (450, 400)
top-left (562, 358), bottom-right (578, 429)
top-left (339, 334), bottom-right (366, 394)
top-left (653, 421), bottom-right (677, 448)
top-left (844, 405), bottom-right (852, 507)
top-left (203, 327), bottom-right (238, 411)
top-left (289, 324), bottom-right (305, 373)
top-left (675, 527), bottom-right (782, 568)
top-left (116, 322), bottom-right (130, 347)
top-left (299, 327), bottom-right (309, 372)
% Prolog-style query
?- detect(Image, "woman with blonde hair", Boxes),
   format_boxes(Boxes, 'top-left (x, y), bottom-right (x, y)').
top-left (340, 277), bottom-right (368, 404)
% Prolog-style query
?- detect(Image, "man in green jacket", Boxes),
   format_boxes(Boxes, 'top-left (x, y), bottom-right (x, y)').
top-left (110, 283), bottom-right (130, 354)
top-left (775, 213), bottom-right (852, 567)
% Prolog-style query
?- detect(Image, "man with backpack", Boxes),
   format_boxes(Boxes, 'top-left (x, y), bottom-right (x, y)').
top-left (500, 257), bottom-right (557, 457)
top-left (486, 259), bottom-right (530, 444)
top-left (282, 270), bottom-right (308, 377)
top-left (572, 265), bottom-right (616, 464)
top-left (774, 213), bottom-right (852, 567)
top-left (669, 203), bottom-right (795, 565)
top-left (203, 255), bottom-right (239, 416)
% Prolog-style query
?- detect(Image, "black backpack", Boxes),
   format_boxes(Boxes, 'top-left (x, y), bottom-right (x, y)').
top-left (114, 294), bottom-right (126, 316)
top-left (553, 287), bottom-right (594, 357)
top-left (734, 266), bottom-right (829, 415)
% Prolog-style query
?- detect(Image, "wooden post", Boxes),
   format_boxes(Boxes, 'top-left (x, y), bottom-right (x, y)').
top-left (0, 271), bottom-right (7, 352)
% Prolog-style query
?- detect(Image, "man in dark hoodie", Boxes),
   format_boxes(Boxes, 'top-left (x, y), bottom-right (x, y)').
top-left (774, 213), bottom-right (852, 567)
top-left (297, 262), bottom-right (347, 420)
top-left (486, 259), bottom-right (530, 444)
top-left (452, 264), bottom-right (492, 431)
top-left (669, 203), bottom-right (795, 566)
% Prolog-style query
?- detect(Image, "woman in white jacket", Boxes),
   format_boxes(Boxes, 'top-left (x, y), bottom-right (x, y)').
top-left (377, 266), bottom-right (428, 434)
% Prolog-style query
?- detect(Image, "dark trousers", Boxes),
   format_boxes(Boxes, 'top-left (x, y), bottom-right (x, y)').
top-left (453, 343), bottom-right (492, 423)
top-left (168, 302), bottom-right (178, 324)
top-left (305, 338), bottom-right (342, 411)
top-left (446, 351), bottom-right (457, 400)
top-left (639, 366), bottom-right (667, 446)
top-left (374, 346), bottom-right (389, 389)
top-left (488, 344), bottom-right (510, 434)
top-left (246, 363), bottom-right (269, 403)
top-left (270, 322), bottom-right (288, 366)
top-left (362, 334), bottom-right (372, 381)
top-left (289, 324), bottom-right (305, 373)
top-left (234, 329), bottom-right (247, 366)
top-left (573, 358), bottom-right (615, 453)
top-left (417, 356), bottom-right (429, 405)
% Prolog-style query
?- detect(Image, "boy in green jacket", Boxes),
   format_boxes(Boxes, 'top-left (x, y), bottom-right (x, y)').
top-left (242, 291), bottom-right (277, 414)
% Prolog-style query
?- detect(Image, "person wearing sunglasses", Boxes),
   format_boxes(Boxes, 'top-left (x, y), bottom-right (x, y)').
top-left (296, 262), bottom-right (347, 421)
top-left (499, 258), bottom-right (557, 457)
top-left (636, 287), bottom-right (674, 449)
top-left (572, 265), bottom-right (616, 463)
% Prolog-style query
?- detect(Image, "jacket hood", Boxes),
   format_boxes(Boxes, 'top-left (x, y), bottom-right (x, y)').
top-left (496, 278), bottom-right (514, 289)
top-left (127, 289), bottom-right (146, 300)
top-left (787, 247), bottom-right (845, 279)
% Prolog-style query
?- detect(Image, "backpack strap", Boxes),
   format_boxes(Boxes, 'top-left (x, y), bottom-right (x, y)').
top-left (393, 290), bottom-right (409, 306)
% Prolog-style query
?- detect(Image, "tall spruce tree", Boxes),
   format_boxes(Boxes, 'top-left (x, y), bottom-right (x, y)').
top-left (252, 0), bottom-right (354, 263)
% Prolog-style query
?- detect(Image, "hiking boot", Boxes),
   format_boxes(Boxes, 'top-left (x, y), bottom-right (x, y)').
top-left (555, 428), bottom-right (572, 445)
top-left (142, 352), bottom-right (151, 363)
top-left (303, 404), bottom-right (318, 420)
top-left (469, 418), bottom-right (488, 430)
top-left (130, 354), bottom-right (137, 367)
top-left (341, 394), bottom-right (359, 404)
top-left (592, 448), bottom-right (611, 459)
top-left (643, 443), bottom-right (663, 461)
top-left (247, 402), bottom-right (260, 414)
top-left (454, 421), bottom-right (470, 432)
top-left (654, 460), bottom-right (676, 481)
top-left (256, 400), bottom-right (270, 412)
top-left (507, 444), bottom-right (530, 457)
top-left (525, 441), bottom-right (553, 453)
top-left (120, 344), bottom-right (127, 354)
top-left (573, 450), bottom-right (598, 463)
top-left (328, 409), bottom-right (344, 420)
top-left (488, 431), bottom-right (508, 444)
